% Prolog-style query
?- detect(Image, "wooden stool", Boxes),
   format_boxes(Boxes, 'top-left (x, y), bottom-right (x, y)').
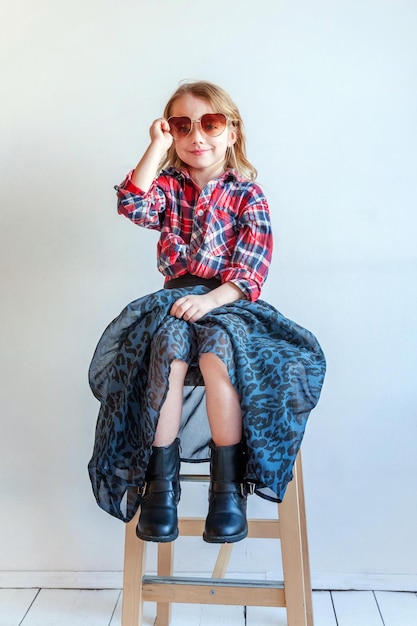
top-left (121, 453), bottom-right (313, 626)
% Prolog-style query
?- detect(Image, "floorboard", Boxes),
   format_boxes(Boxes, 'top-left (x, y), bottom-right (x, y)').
top-left (374, 591), bottom-right (417, 626)
top-left (312, 591), bottom-right (337, 626)
top-left (245, 605), bottom-right (287, 625)
top-left (331, 591), bottom-right (383, 626)
top-left (19, 589), bottom-right (120, 626)
top-left (0, 589), bottom-right (39, 626)
top-left (110, 598), bottom-right (156, 626)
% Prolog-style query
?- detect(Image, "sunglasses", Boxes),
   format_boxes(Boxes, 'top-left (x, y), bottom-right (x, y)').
top-left (168, 113), bottom-right (228, 140)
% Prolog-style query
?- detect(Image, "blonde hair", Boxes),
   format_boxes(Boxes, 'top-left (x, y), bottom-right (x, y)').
top-left (159, 81), bottom-right (257, 181)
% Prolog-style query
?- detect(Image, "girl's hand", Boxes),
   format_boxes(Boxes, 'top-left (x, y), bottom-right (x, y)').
top-left (149, 118), bottom-right (173, 152)
top-left (170, 282), bottom-right (244, 322)
top-left (170, 293), bottom-right (218, 323)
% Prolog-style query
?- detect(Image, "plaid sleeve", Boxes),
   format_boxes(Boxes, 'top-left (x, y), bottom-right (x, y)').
top-left (115, 171), bottom-right (165, 230)
top-left (220, 187), bottom-right (273, 301)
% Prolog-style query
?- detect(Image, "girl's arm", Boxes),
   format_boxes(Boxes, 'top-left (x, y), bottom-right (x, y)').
top-left (116, 118), bottom-right (173, 228)
top-left (131, 118), bottom-right (173, 192)
top-left (220, 189), bottom-right (273, 301)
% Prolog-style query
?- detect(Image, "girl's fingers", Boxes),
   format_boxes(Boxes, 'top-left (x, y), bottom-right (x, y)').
top-left (149, 118), bottom-right (172, 145)
top-left (160, 118), bottom-right (171, 132)
top-left (170, 298), bottom-right (185, 318)
top-left (171, 298), bottom-right (196, 319)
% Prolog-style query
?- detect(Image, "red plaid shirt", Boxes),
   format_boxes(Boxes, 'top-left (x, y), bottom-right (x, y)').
top-left (116, 167), bottom-right (273, 301)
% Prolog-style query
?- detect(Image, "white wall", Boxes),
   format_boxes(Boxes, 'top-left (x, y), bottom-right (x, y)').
top-left (1, 0), bottom-right (416, 590)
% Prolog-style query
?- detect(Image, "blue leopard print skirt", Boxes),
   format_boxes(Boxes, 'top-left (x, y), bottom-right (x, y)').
top-left (88, 285), bottom-right (326, 522)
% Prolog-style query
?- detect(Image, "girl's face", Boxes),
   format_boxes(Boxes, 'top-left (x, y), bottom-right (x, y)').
top-left (168, 94), bottom-right (236, 186)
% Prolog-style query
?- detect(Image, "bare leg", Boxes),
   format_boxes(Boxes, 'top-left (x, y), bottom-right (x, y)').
top-left (138, 359), bottom-right (187, 542)
top-left (199, 352), bottom-right (242, 446)
top-left (153, 359), bottom-right (188, 447)
top-left (200, 352), bottom-right (247, 543)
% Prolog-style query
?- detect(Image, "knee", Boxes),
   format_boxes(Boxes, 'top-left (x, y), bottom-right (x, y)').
top-left (199, 352), bottom-right (228, 379)
top-left (170, 358), bottom-right (189, 377)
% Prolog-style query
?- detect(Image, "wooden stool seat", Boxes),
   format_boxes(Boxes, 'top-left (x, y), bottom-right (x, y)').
top-left (122, 454), bottom-right (313, 626)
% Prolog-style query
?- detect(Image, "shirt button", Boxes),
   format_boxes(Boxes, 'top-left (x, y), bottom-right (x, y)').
top-left (197, 209), bottom-right (204, 216)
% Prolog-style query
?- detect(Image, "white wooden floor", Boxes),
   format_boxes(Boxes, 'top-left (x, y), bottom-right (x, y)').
top-left (1, 588), bottom-right (417, 626)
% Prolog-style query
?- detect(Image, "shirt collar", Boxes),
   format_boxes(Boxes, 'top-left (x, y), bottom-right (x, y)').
top-left (163, 167), bottom-right (243, 186)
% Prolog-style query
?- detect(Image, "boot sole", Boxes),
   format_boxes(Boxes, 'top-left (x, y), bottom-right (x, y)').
top-left (136, 528), bottom-right (179, 543)
top-left (202, 528), bottom-right (248, 544)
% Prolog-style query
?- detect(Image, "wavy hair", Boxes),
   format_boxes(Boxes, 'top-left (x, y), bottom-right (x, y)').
top-left (159, 81), bottom-right (257, 181)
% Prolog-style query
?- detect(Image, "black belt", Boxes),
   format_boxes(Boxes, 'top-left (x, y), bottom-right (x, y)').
top-left (164, 274), bottom-right (221, 290)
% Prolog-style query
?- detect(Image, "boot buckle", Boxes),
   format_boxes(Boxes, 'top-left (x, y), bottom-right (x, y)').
top-left (138, 482), bottom-right (147, 496)
top-left (243, 482), bottom-right (256, 496)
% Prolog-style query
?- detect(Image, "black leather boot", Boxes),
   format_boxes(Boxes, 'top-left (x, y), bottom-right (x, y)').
top-left (203, 441), bottom-right (248, 543)
top-left (136, 438), bottom-right (181, 542)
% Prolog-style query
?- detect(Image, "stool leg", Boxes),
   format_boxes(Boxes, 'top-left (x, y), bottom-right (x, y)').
top-left (296, 454), bottom-right (314, 626)
top-left (278, 455), bottom-right (313, 626)
top-left (155, 542), bottom-right (174, 626)
top-left (212, 543), bottom-right (233, 578)
top-left (122, 510), bottom-right (146, 626)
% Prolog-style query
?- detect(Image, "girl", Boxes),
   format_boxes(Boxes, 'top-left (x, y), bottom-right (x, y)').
top-left (88, 81), bottom-right (326, 544)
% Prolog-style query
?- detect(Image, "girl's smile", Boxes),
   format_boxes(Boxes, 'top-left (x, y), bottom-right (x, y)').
top-left (190, 148), bottom-right (210, 156)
